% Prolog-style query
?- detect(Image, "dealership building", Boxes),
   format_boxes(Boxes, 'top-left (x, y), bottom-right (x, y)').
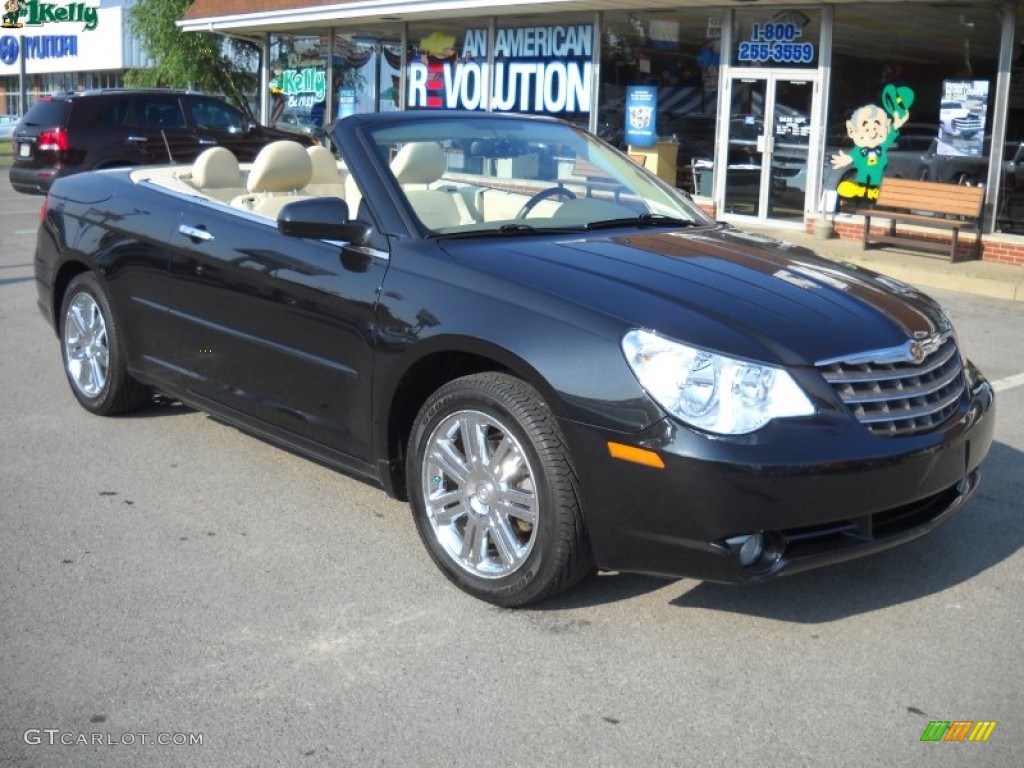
top-left (0, 1), bottom-right (148, 111)
top-left (175, 0), bottom-right (1023, 262)
top-left (3, 1), bottom-right (1019, 261)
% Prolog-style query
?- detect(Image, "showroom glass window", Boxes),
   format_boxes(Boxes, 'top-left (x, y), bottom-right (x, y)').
top-left (40, 72), bottom-right (76, 95)
top-left (999, 10), bottom-right (1023, 234)
top-left (2, 78), bottom-right (15, 114)
top-left (829, 7), bottom-right (1002, 201)
top-left (269, 35), bottom-right (328, 132)
top-left (599, 10), bottom-right (724, 193)
top-left (85, 72), bottom-right (122, 90)
top-left (328, 31), bottom-right (398, 117)
top-left (404, 14), bottom-right (593, 121)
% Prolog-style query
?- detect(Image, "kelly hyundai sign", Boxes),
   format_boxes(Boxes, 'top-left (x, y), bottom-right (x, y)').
top-left (2, 1), bottom-right (99, 31)
top-left (0, 3), bottom-right (122, 75)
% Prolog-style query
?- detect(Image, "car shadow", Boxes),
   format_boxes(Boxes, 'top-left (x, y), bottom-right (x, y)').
top-left (119, 393), bottom-right (197, 419)
top-left (541, 440), bottom-right (1022, 619)
top-left (117, 394), bottom-right (1021, 620)
top-left (534, 571), bottom-right (675, 610)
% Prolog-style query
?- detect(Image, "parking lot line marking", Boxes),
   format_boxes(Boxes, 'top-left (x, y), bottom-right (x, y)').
top-left (0, 209), bottom-right (45, 217)
top-left (992, 372), bottom-right (1024, 393)
top-left (14, 228), bottom-right (37, 235)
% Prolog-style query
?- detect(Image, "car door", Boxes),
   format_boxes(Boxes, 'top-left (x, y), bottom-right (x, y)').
top-left (184, 96), bottom-right (269, 163)
top-left (121, 95), bottom-right (200, 166)
top-left (163, 202), bottom-right (388, 464)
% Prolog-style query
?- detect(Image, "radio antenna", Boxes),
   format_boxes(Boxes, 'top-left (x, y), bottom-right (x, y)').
top-left (161, 129), bottom-right (173, 163)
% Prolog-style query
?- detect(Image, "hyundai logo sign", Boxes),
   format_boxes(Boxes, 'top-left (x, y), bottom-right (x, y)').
top-left (0, 33), bottom-right (79, 64)
top-left (0, 35), bottom-right (19, 66)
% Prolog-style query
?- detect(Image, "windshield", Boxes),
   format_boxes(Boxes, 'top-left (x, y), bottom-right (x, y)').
top-left (362, 116), bottom-right (710, 235)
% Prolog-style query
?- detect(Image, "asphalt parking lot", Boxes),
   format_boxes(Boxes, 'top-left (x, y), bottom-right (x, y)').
top-left (2, 180), bottom-right (1022, 767)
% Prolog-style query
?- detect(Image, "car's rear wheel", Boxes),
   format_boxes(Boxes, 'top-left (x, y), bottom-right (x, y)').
top-left (60, 273), bottom-right (150, 415)
top-left (407, 372), bottom-right (592, 606)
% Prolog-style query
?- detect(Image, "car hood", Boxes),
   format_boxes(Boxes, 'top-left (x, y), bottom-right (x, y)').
top-left (440, 224), bottom-right (950, 367)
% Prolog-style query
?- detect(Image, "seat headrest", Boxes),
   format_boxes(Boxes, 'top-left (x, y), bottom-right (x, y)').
top-left (248, 141), bottom-right (313, 194)
top-left (391, 142), bottom-right (445, 186)
top-left (192, 147), bottom-right (242, 188)
top-left (307, 145), bottom-right (341, 184)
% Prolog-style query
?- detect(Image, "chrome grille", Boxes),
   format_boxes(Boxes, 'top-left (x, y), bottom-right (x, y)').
top-left (818, 339), bottom-right (965, 437)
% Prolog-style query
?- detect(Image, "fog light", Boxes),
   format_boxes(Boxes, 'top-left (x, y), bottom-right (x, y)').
top-left (726, 533), bottom-right (764, 567)
top-left (726, 531), bottom-right (786, 571)
top-left (738, 534), bottom-right (764, 567)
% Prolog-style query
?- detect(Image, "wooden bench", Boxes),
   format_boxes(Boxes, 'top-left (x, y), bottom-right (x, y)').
top-left (854, 178), bottom-right (984, 262)
top-left (569, 156), bottom-right (626, 199)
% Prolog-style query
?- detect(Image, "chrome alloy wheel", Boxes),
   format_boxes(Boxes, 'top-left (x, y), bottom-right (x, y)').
top-left (421, 409), bottom-right (539, 579)
top-left (63, 292), bottom-right (110, 399)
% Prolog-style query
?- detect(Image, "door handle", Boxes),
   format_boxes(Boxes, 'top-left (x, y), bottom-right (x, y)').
top-left (126, 135), bottom-right (147, 142)
top-left (178, 224), bottom-right (214, 242)
top-left (198, 138), bottom-right (217, 145)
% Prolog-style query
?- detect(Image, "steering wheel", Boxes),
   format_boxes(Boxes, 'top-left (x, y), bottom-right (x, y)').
top-left (515, 186), bottom-right (577, 219)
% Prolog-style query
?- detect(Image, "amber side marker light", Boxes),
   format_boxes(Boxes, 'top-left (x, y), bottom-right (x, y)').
top-left (607, 442), bottom-right (665, 469)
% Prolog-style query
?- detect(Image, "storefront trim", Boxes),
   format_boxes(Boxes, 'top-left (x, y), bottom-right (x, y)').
top-left (179, 0), bottom-right (1024, 265)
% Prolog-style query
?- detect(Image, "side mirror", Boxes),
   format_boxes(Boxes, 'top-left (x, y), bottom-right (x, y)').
top-left (277, 197), bottom-right (371, 245)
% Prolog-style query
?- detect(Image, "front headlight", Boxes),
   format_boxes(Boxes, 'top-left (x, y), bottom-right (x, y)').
top-left (621, 329), bottom-right (815, 435)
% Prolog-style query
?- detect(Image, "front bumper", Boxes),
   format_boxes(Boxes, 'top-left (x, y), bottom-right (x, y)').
top-left (566, 363), bottom-right (995, 584)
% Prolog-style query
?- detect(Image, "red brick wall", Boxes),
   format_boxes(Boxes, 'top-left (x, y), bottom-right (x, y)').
top-left (806, 218), bottom-right (1024, 266)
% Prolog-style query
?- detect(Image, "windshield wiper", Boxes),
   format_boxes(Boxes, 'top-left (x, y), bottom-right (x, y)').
top-left (583, 213), bottom-right (695, 231)
top-left (433, 223), bottom-right (585, 239)
top-left (499, 223), bottom-right (543, 234)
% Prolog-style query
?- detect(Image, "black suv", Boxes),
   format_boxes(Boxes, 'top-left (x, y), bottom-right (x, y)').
top-left (9, 89), bottom-right (311, 195)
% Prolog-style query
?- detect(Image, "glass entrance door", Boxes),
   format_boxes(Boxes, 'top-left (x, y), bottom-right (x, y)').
top-left (721, 74), bottom-right (816, 222)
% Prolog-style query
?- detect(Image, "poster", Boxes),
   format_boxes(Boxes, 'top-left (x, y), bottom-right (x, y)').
top-left (938, 79), bottom-right (988, 158)
top-left (407, 23), bottom-right (593, 114)
top-left (337, 86), bottom-right (356, 119)
top-left (625, 85), bottom-right (658, 148)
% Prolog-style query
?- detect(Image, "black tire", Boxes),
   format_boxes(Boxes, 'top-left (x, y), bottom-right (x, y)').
top-left (59, 272), bottom-right (150, 415)
top-left (406, 372), bottom-right (592, 606)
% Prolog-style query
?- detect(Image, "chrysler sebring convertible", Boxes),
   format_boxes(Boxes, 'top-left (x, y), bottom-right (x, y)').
top-left (34, 111), bottom-right (994, 606)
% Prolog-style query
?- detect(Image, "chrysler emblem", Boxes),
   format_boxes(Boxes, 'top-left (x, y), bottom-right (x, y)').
top-left (908, 341), bottom-right (925, 363)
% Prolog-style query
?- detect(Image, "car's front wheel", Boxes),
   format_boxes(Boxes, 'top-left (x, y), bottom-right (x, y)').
top-left (59, 273), bottom-right (150, 415)
top-left (407, 373), bottom-right (592, 606)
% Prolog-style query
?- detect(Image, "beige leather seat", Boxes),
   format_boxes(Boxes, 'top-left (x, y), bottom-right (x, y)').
top-left (232, 140), bottom-right (315, 218)
top-left (345, 175), bottom-right (363, 221)
top-left (190, 146), bottom-right (247, 203)
top-left (390, 142), bottom-right (476, 229)
top-left (391, 141), bottom-right (446, 189)
top-left (304, 145), bottom-right (347, 199)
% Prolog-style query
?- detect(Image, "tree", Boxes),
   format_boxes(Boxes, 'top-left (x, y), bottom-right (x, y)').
top-left (125, 0), bottom-right (260, 121)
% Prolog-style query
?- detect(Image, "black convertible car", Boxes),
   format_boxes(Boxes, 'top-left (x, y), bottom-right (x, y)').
top-left (34, 111), bottom-right (995, 606)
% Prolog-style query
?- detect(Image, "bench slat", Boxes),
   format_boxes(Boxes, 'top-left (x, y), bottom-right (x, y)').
top-left (854, 211), bottom-right (967, 229)
top-left (874, 179), bottom-right (984, 218)
top-left (855, 178), bottom-right (983, 262)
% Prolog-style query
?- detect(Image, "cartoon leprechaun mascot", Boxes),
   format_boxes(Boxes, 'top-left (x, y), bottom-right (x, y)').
top-left (830, 84), bottom-right (915, 201)
top-left (2, 0), bottom-right (24, 28)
